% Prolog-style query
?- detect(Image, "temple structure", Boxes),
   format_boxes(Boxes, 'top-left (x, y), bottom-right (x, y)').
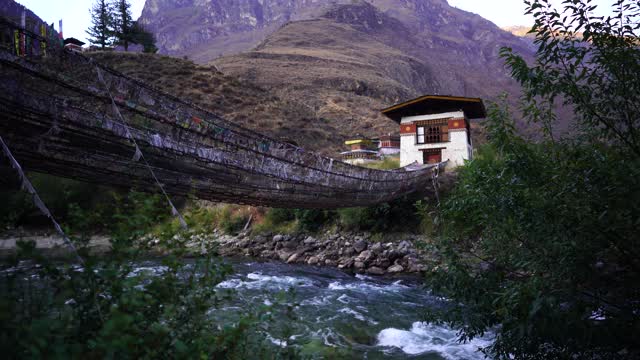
top-left (341, 136), bottom-right (379, 165)
top-left (381, 95), bottom-right (486, 169)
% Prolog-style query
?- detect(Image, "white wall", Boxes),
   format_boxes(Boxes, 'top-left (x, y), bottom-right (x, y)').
top-left (399, 111), bottom-right (472, 169)
top-left (400, 111), bottom-right (464, 124)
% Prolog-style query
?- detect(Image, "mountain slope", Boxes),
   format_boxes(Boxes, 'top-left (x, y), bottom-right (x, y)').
top-left (137, 0), bottom-right (543, 146)
top-left (139, 0), bottom-right (342, 62)
top-left (88, 52), bottom-right (346, 155)
top-left (212, 2), bottom-right (529, 140)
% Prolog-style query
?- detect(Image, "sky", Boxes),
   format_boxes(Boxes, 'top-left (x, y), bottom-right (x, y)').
top-left (448, 0), bottom-right (615, 27)
top-left (16, 0), bottom-right (617, 45)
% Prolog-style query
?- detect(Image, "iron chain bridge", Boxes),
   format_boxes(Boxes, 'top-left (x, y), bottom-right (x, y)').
top-left (0, 16), bottom-right (443, 210)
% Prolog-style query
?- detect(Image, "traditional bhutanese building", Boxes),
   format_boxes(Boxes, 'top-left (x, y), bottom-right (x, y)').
top-left (341, 136), bottom-right (379, 165)
top-left (374, 134), bottom-right (401, 156)
top-left (63, 37), bottom-right (85, 52)
top-left (381, 95), bottom-right (486, 169)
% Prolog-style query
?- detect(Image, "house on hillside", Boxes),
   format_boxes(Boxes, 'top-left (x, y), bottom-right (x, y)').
top-left (63, 37), bottom-right (85, 52)
top-left (381, 95), bottom-right (486, 169)
top-left (375, 134), bottom-right (400, 156)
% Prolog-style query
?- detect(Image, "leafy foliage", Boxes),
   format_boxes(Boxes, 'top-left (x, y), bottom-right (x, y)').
top-left (0, 173), bottom-right (121, 230)
top-left (113, 0), bottom-right (133, 51)
top-left (86, 0), bottom-right (116, 49)
top-left (336, 196), bottom-right (424, 233)
top-left (0, 190), bottom-right (296, 358)
top-left (428, 1), bottom-right (640, 358)
top-left (129, 21), bottom-right (158, 53)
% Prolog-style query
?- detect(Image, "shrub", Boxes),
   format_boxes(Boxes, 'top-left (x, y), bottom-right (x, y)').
top-left (363, 157), bottom-right (400, 170)
top-left (293, 209), bottom-right (334, 233)
top-left (266, 208), bottom-right (296, 224)
top-left (0, 190), bottom-right (292, 358)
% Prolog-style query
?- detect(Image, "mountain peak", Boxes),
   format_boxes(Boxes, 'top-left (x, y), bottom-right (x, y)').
top-left (322, 1), bottom-right (390, 32)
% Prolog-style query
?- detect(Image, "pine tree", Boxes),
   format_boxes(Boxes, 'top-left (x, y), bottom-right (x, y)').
top-left (113, 0), bottom-right (132, 51)
top-left (130, 22), bottom-right (158, 53)
top-left (86, 0), bottom-right (115, 49)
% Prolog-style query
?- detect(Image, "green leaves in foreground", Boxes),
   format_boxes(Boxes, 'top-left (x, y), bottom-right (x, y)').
top-left (427, 1), bottom-right (640, 358)
top-left (0, 191), bottom-right (296, 359)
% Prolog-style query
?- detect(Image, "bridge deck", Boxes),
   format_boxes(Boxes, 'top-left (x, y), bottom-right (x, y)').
top-left (0, 18), bottom-right (440, 208)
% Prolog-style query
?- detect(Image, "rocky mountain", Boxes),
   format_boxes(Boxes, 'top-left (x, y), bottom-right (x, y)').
top-left (139, 0), bottom-right (346, 62)
top-left (138, 0), bottom-right (536, 143)
top-left (214, 1), bottom-right (532, 139)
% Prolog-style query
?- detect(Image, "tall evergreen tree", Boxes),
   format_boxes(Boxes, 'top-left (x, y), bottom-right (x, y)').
top-left (113, 0), bottom-right (133, 51)
top-left (130, 22), bottom-right (158, 54)
top-left (86, 0), bottom-right (115, 49)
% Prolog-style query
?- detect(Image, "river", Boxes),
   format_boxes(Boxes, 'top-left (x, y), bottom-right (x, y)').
top-left (207, 259), bottom-right (492, 359)
top-left (3, 257), bottom-right (492, 359)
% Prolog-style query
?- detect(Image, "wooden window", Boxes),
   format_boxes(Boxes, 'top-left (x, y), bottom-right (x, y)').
top-left (416, 120), bottom-right (449, 144)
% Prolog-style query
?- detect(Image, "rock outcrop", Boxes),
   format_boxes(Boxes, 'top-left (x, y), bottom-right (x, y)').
top-left (187, 230), bottom-right (432, 275)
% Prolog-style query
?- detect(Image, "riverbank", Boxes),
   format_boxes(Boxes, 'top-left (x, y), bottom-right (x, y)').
top-left (0, 228), bottom-right (434, 275)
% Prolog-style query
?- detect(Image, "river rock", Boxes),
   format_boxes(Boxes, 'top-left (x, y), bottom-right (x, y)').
top-left (387, 264), bottom-right (404, 273)
top-left (354, 261), bottom-right (365, 270)
top-left (373, 258), bottom-right (391, 269)
top-left (325, 259), bottom-right (337, 267)
top-left (273, 234), bottom-right (284, 242)
top-left (307, 256), bottom-right (320, 265)
top-left (354, 240), bottom-right (368, 253)
top-left (254, 235), bottom-right (269, 244)
top-left (338, 258), bottom-right (354, 269)
top-left (261, 250), bottom-right (275, 259)
top-left (283, 240), bottom-right (299, 250)
top-left (278, 250), bottom-right (292, 262)
top-left (370, 242), bottom-right (383, 254)
top-left (303, 236), bottom-right (317, 245)
top-left (398, 240), bottom-right (412, 250)
top-left (367, 266), bottom-right (385, 275)
top-left (286, 253), bottom-right (300, 264)
top-left (356, 250), bottom-right (374, 264)
top-left (340, 247), bottom-right (352, 257)
top-left (387, 250), bottom-right (402, 262)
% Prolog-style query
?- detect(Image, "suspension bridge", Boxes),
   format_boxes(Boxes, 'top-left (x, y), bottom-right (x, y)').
top-left (0, 16), bottom-right (443, 211)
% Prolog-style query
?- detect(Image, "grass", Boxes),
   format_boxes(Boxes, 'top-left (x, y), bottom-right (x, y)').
top-left (362, 157), bottom-right (400, 170)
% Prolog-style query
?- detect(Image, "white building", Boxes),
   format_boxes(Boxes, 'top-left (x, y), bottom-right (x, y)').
top-left (381, 95), bottom-right (486, 169)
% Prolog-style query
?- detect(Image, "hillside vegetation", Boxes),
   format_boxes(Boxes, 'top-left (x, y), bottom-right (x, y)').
top-left (88, 52), bottom-right (346, 155)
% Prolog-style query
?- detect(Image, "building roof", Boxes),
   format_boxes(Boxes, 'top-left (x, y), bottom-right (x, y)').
top-left (381, 95), bottom-right (486, 122)
top-left (340, 150), bottom-right (379, 155)
top-left (64, 37), bottom-right (85, 46)
top-left (345, 139), bottom-right (373, 146)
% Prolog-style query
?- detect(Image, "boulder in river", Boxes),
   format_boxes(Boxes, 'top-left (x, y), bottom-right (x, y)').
top-left (354, 240), bottom-right (368, 253)
top-left (367, 266), bottom-right (385, 275)
top-left (287, 253), bottom-right (300, 264)
top-left (387, 264), bottom-right (404, 273)
top-left (370, 242), bottom-right (383, 254)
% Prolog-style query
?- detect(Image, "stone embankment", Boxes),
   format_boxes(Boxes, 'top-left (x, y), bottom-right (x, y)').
top-left (0, 230), bottom-right (432, 275)
top-left (189, 230), bottom-right (431, 275)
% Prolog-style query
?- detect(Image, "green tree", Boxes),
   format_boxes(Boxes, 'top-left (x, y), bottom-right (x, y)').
top-left (427, 1), bottom-right (640, 358)
top-left (113, 0), bottom-right (133, 51)
top-left (86, 0), bottom-right (115, 49)
top-left (130, 21), bottom-right (158, 53)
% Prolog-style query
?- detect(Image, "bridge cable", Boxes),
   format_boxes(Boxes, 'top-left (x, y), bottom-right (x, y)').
top-left (0, 135), bottom-right (85, 265)
top-left (93, 64), bottom-right (188, 229)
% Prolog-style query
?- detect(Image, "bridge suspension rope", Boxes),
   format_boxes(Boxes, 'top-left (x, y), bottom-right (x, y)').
top-left (94, 63), bottom-right (188, 228)
top-left (0, 15), bottom-right (444, 209)
top-left (0, 135), bottom-right (84, 264)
